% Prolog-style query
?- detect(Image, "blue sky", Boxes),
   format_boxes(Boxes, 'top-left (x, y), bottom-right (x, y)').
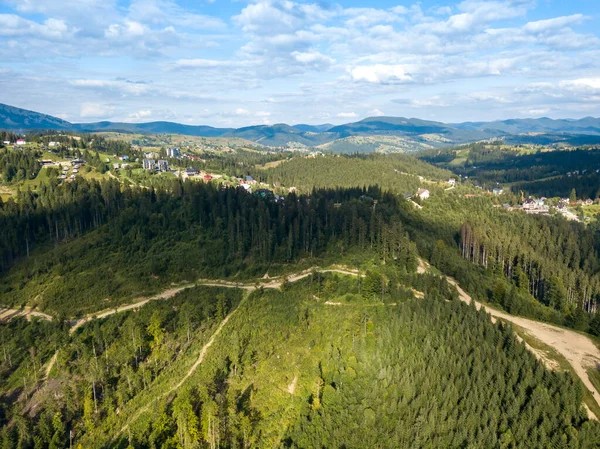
top-left (0, 0), bottom-right (599, 127)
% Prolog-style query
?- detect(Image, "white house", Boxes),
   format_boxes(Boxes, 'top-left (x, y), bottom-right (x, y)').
top-left (448, 178), bottom-right (456, 186)
top-left (16, 139), bottom-right (26, 145)
top-left (3, 141), bottom-right (10, 145)
top-left (416, 188), bottom-right (430, 201)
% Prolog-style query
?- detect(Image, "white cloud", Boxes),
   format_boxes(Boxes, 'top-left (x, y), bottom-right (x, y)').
top-left (80, 103), bottom-right (115, 119)
top-left (70, 79), bottom-right (152, 95)
top-left (560, 78), bottom-right (600, 90)
top-left (0, 14), bottom-right (76, 39)
top-left (175, 59), bottom-right (244, 68)
top-left (291, 50), bottom-right (335, 67)
top-left (337, 112), bottom-right (358, 118)
top-left (368, 108), bottom-right (385, 116)
top-left (523, 14), bottom-right (585, 33)
top-left (128, 109), bottom-right (153, 120)
top-left (128, 0), bottom-right (226, 30)
top-left (349, 64), bottom-right (412, 84)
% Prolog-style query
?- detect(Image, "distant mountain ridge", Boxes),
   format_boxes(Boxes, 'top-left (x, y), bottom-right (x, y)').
top-left (2, 103), bottom-right (600, 149)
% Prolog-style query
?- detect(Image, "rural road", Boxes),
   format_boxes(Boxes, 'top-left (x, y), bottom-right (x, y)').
top-left (0, 306), bottom-right (53, 322)
top-left (446, 276), bottom-right (600, 417)
top-left (13, 261), bottom-right (600, 420)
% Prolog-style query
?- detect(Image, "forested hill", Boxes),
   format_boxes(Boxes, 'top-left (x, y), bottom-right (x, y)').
top-left (3, 102), bottom-right (600, 148)
top-left (4, 148), bottom-right (600, 446)
top-left (251, 154), bottom-right (454, 192)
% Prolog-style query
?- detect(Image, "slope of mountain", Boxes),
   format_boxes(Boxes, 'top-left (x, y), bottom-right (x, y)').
top-left (73, 121), bottom-right (232, 137)
top-left (2, 103), bottom-right (600, 149)
top-left (455, 117), bottom-right (600, 135)
top-left (0, 103), bottom-right (72, 131)
top-left (292, 123), bottom-right (333, 132)
top-left (223, 123), bottom-right (335, 146)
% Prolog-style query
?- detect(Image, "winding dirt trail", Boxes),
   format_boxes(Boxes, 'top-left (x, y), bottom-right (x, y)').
top-left (0, 307), bottom-right (53, 323)
top-left (15, 260), bottom-right (600, 421)
top-left (69, 268), bottom-right (362, 334)
top-left (118, 301), bottom-right (241, 436)
top-left (446, 276), bottom-right (600, 417)
top-left (70, 284), bottom-right (196, 334)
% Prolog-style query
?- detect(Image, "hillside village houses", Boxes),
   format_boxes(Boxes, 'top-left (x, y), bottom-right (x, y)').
top-left (416, 188), bottom-right (430, 201)
top-left (142, 158), bottom-right (169, 172)
top-left (166, 147), bottom-right (180, 158)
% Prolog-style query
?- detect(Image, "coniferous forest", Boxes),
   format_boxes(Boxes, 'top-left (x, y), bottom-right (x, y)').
top-left (3, 140), bottom-right (600, 448)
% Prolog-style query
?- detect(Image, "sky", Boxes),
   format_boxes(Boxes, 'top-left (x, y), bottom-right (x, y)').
top-left (0, 0), bottom-right (599, 127)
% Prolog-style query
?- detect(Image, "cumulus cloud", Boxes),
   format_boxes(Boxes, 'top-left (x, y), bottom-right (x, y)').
top-left (2, 0), bottom-right (599, 125)
top-left (349, 64), bottom-right (412, 84)
top-left (0, 14), bottom-right (76, 39)
top-left (337, 112), bottom-right (358, 118)
top-left (80, 103), bottom-right (115, 119)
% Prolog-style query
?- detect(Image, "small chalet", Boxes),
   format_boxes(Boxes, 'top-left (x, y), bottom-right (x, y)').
top-left (448, 178), bottom-right (456, 186)
top-left (185, 167), bottom-right (199, 176)
top-left (416, 188), bottom-right (429, 201)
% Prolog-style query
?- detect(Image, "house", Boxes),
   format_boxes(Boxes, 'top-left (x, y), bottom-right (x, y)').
top-left (203, 174), bottom-right (213, 181)
top-left (49, 141), bottom-right (58, 147)
top-left (2, 141), bottom-right (9, 145)
top-left (16, 139), bottom-right (26, 145)
top-left (143, 159), bottom-right (156, 170)
top-left (403, 193), bottom-right (412, 200)
top-left (113, 163), bottom-right (120, 170)
top-left (492, 188), bottom-right (504, 195)
top-left (60, 174), bottom-right (66, 179)
top-left (416, 188), bottom-right (430, 201)
top-left (70, 174), bottom-right (76, 179)
top-left (448, 178), bottom-right (456, 186)
top-left (157, 160), bottom-right (169, 172)
top-left (71, 159), bottom-right (85, 166)
top-left (122, 155), bottom-right (129, 161)
top-left (72, 169), bottom-right (79, 174)
top-left (122, 163), bottom-right (130, 169)
top-left (62, 165), bottom-right (69, 172)
top-left (166, 147), bottom-right (180, 158)
top-left (522, 198), bottom-right (548, 214)
top-left (40, 160), bottom-right (54, 166)
top-left (244, 175), bottom-right (257, 185)
top-left (185, 167), bottom-right (199, 176)
top-left (584, 199), bottom-right (594, 206)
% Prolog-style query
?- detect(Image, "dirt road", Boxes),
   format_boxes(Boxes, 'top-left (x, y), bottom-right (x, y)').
top-left (118, 299), bottom-right (242, 436)
top-left (446, 276), bottom-right (600, 416)
top-left (69, 268), bottom-right (362, 334)
top-left (0, 307), bottom-right (53, 322)
top-left (70, 284), bottom-right (196, 334)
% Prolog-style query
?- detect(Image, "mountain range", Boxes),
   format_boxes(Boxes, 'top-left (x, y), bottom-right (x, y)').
top-left (2, 102), bottom-right (600, 149)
